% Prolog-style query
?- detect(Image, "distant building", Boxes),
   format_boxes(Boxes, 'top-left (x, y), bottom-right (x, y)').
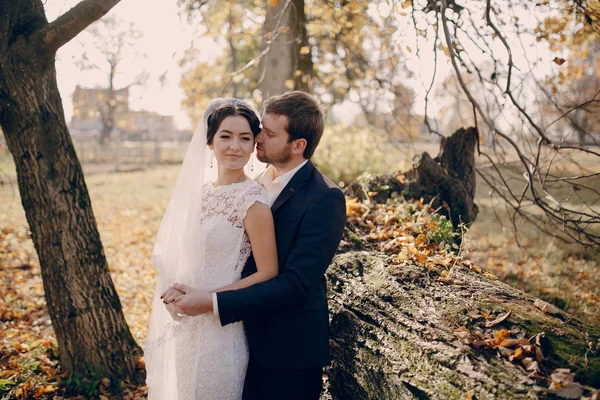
top-left (69, 85), bottom-right (174, 142)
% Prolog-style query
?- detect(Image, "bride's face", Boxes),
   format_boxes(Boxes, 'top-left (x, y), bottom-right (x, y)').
top-left (209, 115), bottom-right (255, 170)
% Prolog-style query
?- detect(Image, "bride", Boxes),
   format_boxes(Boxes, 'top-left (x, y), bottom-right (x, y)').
top-left (144, 98), bottom-right (277, 399)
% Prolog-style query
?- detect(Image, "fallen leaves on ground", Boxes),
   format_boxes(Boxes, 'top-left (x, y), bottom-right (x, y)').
top-left (468, 219), bottom-right (600, 328)
top-left (346, 196), bottom-right (496, 282)
top-left (453, 324), bottom-right (597, 398)
top-left (1, 167), bottom-right (176, 399)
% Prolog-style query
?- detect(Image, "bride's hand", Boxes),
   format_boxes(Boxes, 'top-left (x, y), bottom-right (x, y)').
top-left (165, 302), bottom-right (184, 321)
top-left (162, 287), bottom-right (184, 304)
top-left (170, 283), bottom-right (213, 317)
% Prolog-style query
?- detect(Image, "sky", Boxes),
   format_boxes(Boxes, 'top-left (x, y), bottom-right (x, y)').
top-left (44, 0), bottom-right (455, 131)
top-left (44, 0), bottom-right (559, 132)
top-left (45, 0), bottom-right (214, 130)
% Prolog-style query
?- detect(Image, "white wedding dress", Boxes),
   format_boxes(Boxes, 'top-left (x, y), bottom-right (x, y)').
top-left (145, 179), bottom-right (268, 400)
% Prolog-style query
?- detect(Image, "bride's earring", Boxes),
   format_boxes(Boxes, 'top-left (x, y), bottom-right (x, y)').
top-left (250, 156), bottom-right (254, 172)
top-left (210, 150), bottom-right (214, 169)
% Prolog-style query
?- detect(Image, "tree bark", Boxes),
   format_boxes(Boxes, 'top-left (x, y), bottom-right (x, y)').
top-left (258, 0), bottom-right (312, 96)
top-left (326, 251), bottom-right (600, 399)
top-left (258, 0), bottom-right (295, 96)
top-left (293, 0), bottom-right (313, 92)
top-left (0, 0), bottom-right (142, 382)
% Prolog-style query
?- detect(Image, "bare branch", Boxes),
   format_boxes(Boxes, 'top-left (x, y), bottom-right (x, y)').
top-left (38, 0), bottom-right (122, 54)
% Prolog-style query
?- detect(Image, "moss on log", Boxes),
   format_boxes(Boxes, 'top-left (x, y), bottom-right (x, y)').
top-left (326, 252), bottom-right (600, 399)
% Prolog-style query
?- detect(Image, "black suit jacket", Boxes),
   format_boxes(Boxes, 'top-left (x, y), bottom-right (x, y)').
top-left (217, 161), bottom-right (346, 370)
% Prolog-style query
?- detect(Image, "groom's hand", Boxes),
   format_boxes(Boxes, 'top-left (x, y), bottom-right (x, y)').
top-left (166, 283), bottom-right (212, 317)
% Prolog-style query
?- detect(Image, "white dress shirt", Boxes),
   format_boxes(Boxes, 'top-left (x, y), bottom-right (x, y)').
top-left (212, 160), bottom-right (309, 317)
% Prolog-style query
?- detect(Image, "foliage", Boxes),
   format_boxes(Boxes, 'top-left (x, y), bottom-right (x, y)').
top-left (179, 0), bottom-right (417, 118)
top-left (179, 0), bottom-right (264, 121)
top-left (311, 124), bottom-right (433, 186)
top-left (180, 0), bottom-right (600, 250)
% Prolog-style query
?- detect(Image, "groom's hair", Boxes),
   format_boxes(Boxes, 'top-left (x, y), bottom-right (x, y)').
top-left (263, 91), bottom-right (324, 159)
top-left (206, 103), bottom-right (261, 145)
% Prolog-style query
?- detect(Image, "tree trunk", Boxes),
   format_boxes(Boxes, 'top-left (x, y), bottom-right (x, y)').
top-left (99, 61), bottom-right (117, 144)
top-left (0, 0), bottom-right (142, 382)
top-left (228, 5), bottom-right (239, 98)
top-left (258, 0), bottom-right (296, 96)
top-left (293, 0), bottom-right (313, 92)
top-left (346, 127), bottom-right (479, 230)
top-left (326, 251), bottom-right (600, 399)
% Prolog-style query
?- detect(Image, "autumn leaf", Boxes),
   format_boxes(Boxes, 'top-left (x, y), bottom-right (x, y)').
top-left (437, 44), bottom-right (450, 57)
top-left (522, 357), bottom-right (539, 372)
top-left (493, 328), bottom-right (510, 345)
top-left (267, 0), bottom-right (279, 6)
top-left (485, 310), bottom-right (512, 328)
top-left (499, 338), bottom-right (520, 348)
top-left (549, 369), bottom-right (583, 399)
top-left (453, 327), bottom-right (474, 345)
top-left (534, 298), bottom-right (561, 315)
top-left (414, 252), bottom-right (428, 264)
top-left (461, 391), bottom-right (475, 400)
top-left (552, 57), bottom-right (566, 65)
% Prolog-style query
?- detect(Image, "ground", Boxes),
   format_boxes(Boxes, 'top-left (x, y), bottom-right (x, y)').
top-left (0, 146), bottom-right (598, 399)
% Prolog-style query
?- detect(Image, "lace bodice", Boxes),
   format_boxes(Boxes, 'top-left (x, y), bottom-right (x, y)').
top-left (192, 180), bottom-right (268, 289)
top-left (146, 179), bottom-right (268, 400)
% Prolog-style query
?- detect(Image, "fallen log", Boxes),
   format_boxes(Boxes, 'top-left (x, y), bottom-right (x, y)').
top-left (329, 127), bottom-right (599, 399)
top-left (326, 251), bottom-right (600, 399)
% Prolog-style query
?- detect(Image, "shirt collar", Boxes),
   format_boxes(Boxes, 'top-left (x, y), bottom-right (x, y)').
top-left (261, 160), bottom-right (308, 190)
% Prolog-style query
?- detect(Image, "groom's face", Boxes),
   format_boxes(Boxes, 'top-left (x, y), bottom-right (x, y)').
top-left (256, 113), bottom-right (293, 165)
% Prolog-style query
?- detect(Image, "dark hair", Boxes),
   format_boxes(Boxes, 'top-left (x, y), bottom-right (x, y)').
top-left (206, 103), bottom-right (261, 145)
top-left (263, 91), bottom-right (324, 159)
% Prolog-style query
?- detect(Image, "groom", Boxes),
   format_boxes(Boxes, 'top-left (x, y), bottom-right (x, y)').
top-left (165, 91), bottom-right (346, 399)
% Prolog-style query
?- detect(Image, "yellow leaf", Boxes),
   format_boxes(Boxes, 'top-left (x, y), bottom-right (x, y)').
top-left (267, 0), bottom-right (279, 6)
top-left (300, 46), bottom-right (310, 55)
top-left (284, 79), bottom-right (295, 90)
top-left (509, 346), bottom-right (524, 361)
top-left (437, 44), bottom-right (450, 57)
top-left (414, 252), bottom-right (427, 264)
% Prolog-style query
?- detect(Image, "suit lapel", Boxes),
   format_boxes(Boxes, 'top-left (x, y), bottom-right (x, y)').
top-left (271, 161), bottom-right (314, 213)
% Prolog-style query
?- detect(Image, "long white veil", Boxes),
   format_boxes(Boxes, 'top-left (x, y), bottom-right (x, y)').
top-left (144, 98), bottom-right (266, 395)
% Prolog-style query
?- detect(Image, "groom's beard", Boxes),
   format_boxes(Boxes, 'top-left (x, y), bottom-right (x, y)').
top-left (257, 142), bottom-right (293, 166)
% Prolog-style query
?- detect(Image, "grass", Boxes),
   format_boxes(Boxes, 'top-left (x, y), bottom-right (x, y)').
top-left (0, 141), bottom-right (598, 398)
